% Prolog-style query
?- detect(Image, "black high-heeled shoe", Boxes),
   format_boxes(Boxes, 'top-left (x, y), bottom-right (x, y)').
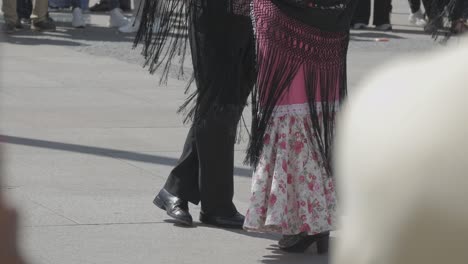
top-left (278, 232), bottom-right (329, 254)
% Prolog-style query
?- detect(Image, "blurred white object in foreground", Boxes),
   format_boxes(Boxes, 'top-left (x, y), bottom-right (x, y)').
top-left (333, 40), bottom-right (468, 264)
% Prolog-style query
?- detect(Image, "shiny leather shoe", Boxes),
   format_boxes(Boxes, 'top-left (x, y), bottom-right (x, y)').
top-left (278, 232), bottom-right (329, 254)
top-left (153, 189), bottom-right (193, 226)
top-left (199, 211), bottom-right (245, 229)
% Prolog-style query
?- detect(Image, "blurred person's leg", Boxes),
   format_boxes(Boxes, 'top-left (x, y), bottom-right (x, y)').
top-left (408, 0), bottom-right (420, 13)
top-left (30, 0), bottom-right (47, 22)
top-left (109, 0), bottom-right (129, 27)
top-left (451, 0), bottom-right (468, 33)
top-left (71, 0), bottom-right (86, 28)
top-left (120, 0), bottom-right (130, 11)
top-left (2, 0), bottom-right (18, 25)
top-left (351, 0), bottom-right (370, 29)
top-left (421, 0), bottom-right (432, 16)
top-left (118, 0), bottom-right (142, 33)
top-left (409, 0), bottom-right (427, 26)
top-left (17, 0), bottom-right (32, 21)
top-left (30, 0), bottom-right (56, 31)
top-left (374, 0), bottom-right (392, 30)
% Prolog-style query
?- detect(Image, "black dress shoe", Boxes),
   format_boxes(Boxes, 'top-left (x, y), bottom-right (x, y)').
top-left (153, 189), bottom-right (193, 226)
top-left (279, 232), bottom-right (329, 254)
top-left (199, 211), bottom-right (245, 229)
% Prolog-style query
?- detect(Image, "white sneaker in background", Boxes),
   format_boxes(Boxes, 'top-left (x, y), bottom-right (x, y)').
top-left (118, 17), bottom-right (140, 33)
top-left (72, 7), bottom-right (86, 28)
top-left (409, 9), bottom-right (427, 27)
top-left (109, 8), bottom-right (130, 28)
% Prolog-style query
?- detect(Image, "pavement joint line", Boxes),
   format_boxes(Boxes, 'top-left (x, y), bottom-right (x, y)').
top-left (28, 198), bottom-right (81, 225)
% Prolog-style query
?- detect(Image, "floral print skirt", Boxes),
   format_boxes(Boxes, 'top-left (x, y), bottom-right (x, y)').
top-left (243, 103), bottom-right (337, 235)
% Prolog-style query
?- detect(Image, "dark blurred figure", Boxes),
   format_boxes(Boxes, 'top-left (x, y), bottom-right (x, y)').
top-left (427, 0), bottom-right (468, 36)
top-left (0, 146), bottom-right (27, 264)
top-left (17, 0), bottom-right (32, 24)
top-left (351, 0), bottom-right (393, 31)
top-left (89, 0), bottom-right (131, 12)
top-left (408, 0), bottom-right (432, 27)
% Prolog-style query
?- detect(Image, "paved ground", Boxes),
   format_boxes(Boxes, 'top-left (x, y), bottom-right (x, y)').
top-left (0, 0), bottom-right (455, 263)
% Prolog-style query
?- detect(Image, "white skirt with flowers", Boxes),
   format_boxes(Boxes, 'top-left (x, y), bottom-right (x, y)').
top-left (243, 103), bottom-right (337, 235)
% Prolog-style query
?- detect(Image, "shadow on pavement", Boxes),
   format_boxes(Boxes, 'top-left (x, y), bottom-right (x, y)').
top-left (163, 219), bottom-right (281, 240)
top-left (0, 21), bottom-right (135, 46)
top-left (163, 219), bottom-right (328, 263)
top-left (261, 245), bottom-right (329, 264)
top-left (391, 28), bottom-right (431, 36)
top-left (351, 31), bottom-right (406, 39)
top-left (0, 135), bottom-right (253, 177)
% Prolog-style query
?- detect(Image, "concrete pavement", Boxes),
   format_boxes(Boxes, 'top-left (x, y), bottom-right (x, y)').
top-left (0, 0), bottom-right (451, 263)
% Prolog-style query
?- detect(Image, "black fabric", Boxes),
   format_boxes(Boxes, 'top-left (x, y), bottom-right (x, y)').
top-left (409, 0), bottom-right (421, 13)
top-left (164, 100), bottom-right (249, 216)
top-left (134, 0), bottom-right (255, 126)
top-left (271, 0), bottom-right (356, 32)
top-left (453, 0), bottom-right (468, 20)
top-left (145, 0), bottom-right (255, 216)
top-left (409, 0), bottom-right (432, 15)
top-left (427, 0), bottom-right (468, 39)
top-left (352, 0), bottom-right (392, 26)
top-left (17, 0), bottom-right (32, 19)
top-left (182, 3), bottom-right (256, 124)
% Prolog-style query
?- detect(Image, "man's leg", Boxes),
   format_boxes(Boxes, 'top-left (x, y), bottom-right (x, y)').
top-left (373, 0), bottom-right (392, 26)
top-left (2, 0), bottom-right (18, 25)
top-left (30, 0), bottom-right (56, 31)
top-left (422, 0), bottom-right (432, 18)
top-left (164, 127), bottom-right (200, 204)
top-left (196, 109), bottom-right (241, 217)
top-left (408, 0), bottom-right (421, 13)
top-left (30, 0), bottom-right (48, 23)
top-left (351, 0), bottom-right (370, 25)
top-left (194, 15), bottom-right (256, 226)
top-left (109, 0), bottom-right (130, 27)
top-left (153, 127), bottom-right (199, 226)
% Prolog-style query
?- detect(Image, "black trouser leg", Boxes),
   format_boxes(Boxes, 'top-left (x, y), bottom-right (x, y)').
top-left (165, 108), bottom-right (244, 216)
top-left (196, 108), bottom-right (243, 216)
top-left (452, 0), bottom-right (468, 20)
top-left (162, 6), bottom-right (255, 216)
top-left (408, 0), bottom-right (421, 13)
top-left (17, 0), bottom-right (32, 19)
top-left (352, 0), bottom-right (370, 25)
top-left (164, 127), bottom-right (200, 204)
top-left (464, 1), bottom-right (468, 20)
top-left (422, 0), bottom-right (432, 18)
top-left (373, 0), bottom-right (392, 26)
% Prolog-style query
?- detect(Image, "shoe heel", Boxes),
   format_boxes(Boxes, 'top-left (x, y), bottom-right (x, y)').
top-left (153, 195), bottom-right (166, 210)
top-left (316, 235), bottom-right (329, 254)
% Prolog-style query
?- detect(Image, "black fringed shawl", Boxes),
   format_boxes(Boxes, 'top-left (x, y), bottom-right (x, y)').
top-left (427, 0), bottom-right (468, 40)
top-left (246, 0), bottom-right (358, 176)
top-left (134, 0), bottom-right (358, 175)
top-left (134, 0), bottom-right (255, 125)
